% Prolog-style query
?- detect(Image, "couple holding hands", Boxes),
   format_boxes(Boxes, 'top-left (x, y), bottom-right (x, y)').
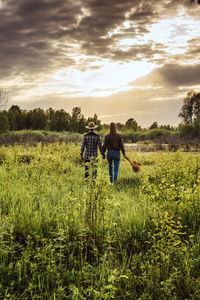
top-left (80, 121), bottom-right (127, 183)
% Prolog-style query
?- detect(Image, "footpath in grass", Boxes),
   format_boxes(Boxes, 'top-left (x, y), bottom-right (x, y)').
top-left (0, 142), bottom-right (200, 299)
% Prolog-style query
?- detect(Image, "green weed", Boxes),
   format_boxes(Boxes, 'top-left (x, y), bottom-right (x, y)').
top-left (1, 144), bottom-right (200, 298)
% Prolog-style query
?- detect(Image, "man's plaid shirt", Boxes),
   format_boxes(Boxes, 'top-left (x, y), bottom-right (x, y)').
top-left (81, 131), bottom-right (104, 160)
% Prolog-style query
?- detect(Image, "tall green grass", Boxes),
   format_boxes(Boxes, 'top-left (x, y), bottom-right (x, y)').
top-left (0, 143), bottom-right (200, 299)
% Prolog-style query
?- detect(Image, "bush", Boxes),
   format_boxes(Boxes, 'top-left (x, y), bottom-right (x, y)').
top-left (0, 130), bottom-right (83, 146)
top-left (146, 128), bottom-right (171, 143)
top-left (179, 123), bottom-right (196, 139)
top-left (179, 122), bottom-right (200, 144)
top-left (116, 129), bottom-right (176, 144)
top-left (120, 131), bottom-right (144, 143)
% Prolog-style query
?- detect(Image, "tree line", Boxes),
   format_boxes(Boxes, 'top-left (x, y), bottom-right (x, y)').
top-left (0, 105), bottom-right (103, 134)
top-left (0, 104), bottom-right (176, 134)
top-left (0, 89), bottom-right (200, 140)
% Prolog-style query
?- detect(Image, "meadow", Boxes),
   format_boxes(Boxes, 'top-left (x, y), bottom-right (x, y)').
top-left (0, 142), bottom-right (200, 299)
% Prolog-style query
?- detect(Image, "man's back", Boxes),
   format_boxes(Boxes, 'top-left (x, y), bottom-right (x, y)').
top-left (81, 131), bottom-right (103, 160)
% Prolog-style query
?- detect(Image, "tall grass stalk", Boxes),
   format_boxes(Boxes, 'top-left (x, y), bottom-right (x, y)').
top-left (0, 143), bottom-right (200, 298)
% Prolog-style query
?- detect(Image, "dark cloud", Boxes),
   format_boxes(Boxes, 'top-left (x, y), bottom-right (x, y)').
top-left (1, 0), bottom-right (199, 80)
top-left (78, 0), bottom-right (136, 36)
top-left (0, 0), bottom-right (80, 79)
top-left (1, 0), bottom-right (200, 128)
top-left (132, 63), bottom-right (200, 88)
top-left (77, 0), bottom-right (200, 61)
top-left (128, 0), bottom-right (199, 26)
top-left (183, 38), bottom-right (200, 59)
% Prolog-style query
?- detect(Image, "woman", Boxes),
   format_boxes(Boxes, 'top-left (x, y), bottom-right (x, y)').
top-left (103, 122), bottom-right (126, 183)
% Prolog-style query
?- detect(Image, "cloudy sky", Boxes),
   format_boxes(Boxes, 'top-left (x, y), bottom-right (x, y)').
top-left (1, 0), bottom-right (200, 127)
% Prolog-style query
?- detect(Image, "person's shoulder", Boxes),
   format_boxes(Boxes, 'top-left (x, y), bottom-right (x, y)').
top-left (117, 133), bottom-right (122, 138)
top-left (85, 131), bottom-right (99, 137)
top-left (83, 132), bottom-right (91, 138)
top-left (105, 133), bottom-right (110, 138)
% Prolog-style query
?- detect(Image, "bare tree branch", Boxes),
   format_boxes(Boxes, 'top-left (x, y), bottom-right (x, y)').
top-left (0, 88), bottom-right (8, 110)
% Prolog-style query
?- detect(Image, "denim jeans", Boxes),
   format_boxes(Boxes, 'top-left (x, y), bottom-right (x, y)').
top-left (107, 150), bottom-right (120, 183)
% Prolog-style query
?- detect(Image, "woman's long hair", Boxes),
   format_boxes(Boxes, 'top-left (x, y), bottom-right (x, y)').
top-left (109, 122), bottom-right (118, 149)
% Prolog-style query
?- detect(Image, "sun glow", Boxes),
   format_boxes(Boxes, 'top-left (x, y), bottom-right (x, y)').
top-left (49, 60), bottom-right (155, 97)
top-left (145, 15), bottom-right (200, 53)
top-left (8, 6), bottom-right (200, 117)
top-left (114, 11), bottom-right (200, 61)
top-left (15, 8), bottom-right (200, 102)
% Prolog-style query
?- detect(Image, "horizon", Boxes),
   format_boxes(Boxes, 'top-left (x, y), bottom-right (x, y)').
top-left (1, 0), bottom-right (200, 127)
top-left (4, 103), bottom-right (181, 129)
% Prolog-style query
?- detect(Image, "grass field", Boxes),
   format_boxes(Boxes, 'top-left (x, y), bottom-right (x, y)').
top-left (0, 142), bottom-right (200, 299)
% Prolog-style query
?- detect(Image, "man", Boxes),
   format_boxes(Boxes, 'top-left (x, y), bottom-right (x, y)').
top-left (81, 122), bottom-right (105, 178)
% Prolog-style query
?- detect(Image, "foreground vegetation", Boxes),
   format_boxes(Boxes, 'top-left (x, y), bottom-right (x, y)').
top-left (0, 142), bottom-right (200, 299)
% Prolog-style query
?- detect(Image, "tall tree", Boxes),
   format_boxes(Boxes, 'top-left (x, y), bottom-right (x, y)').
top-left (125, 118), bottom-right (139, 131)
top-left (116, 122), bottom-right (124, 131)
top-left (29, 108), bottom-right (47, 130)
top-left (193, 93), bottom-right (200, 120)
top-left (179, 90), bottom-right (200, 123)
top-left (77, 116), bottom-right (87, 133)
top-left (8, 105), bottom-right (22, 130)
top-left (72, 107), bottom-right (81, 119)
top-left (50, 109), bottom-right (71, 131)
top-left (71, 107), bottom-right (85, 132)
top-left (149, 122), bottom-right (158, 130)
top-left (0, 112), bottom-right (9, 134)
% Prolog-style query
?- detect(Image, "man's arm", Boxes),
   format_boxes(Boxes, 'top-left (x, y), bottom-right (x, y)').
top-left (102, 134), bottom-right (108, 154)
top-left (98, 136), bottom-right (105, 159)
top-left (80, 136), bottom-right (86, 160)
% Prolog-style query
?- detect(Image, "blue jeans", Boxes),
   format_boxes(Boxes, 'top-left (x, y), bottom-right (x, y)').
top-left (107, 150), bottom-right (120, 183)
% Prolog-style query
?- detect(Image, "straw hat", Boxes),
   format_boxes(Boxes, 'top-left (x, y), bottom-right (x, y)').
top-left (86, 122), bottom-right (98, 129)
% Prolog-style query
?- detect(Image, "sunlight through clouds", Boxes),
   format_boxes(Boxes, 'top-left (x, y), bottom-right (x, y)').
top-left (1, 0), bottom-right (200, 125)
top-left (50, 61), bottom-right (156, 97)
top-left (145, 14), bottom-right (200, 57)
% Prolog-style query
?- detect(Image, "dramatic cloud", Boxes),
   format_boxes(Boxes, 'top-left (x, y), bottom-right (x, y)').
top-left (0, 0), bottom-right (80, 78)
top-left (132, 64), bottom-right (200, 88)
top-left (1, 0), bottom-right (200, 126)
top-left (1, 0), bottom-right (199, 78)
